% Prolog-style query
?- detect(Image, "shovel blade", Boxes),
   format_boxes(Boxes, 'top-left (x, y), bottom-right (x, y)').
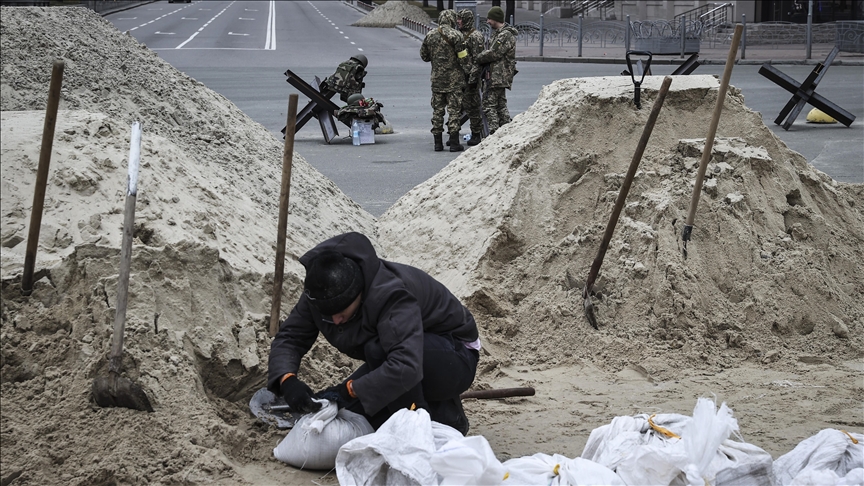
top-left (92, 375), bottom-right (153, 412)
top-left (584, 295), bottom-right (599, 330)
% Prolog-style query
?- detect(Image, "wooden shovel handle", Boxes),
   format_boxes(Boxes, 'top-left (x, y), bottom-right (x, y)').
top-left (584, 76), bottom-right (674, 296)
top-left (22, 59), bottom-right (64, 294)
top-left (270, 94), bottom-right (299, 337)
top-left (460, 387), bottom-right (536, 399)
top-left (685, 24), bottom-right (743, 228)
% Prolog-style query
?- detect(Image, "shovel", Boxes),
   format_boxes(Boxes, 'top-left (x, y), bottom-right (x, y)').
top-left (92, 121), bottom-right (153, 412)
top-left (681, 24), bottom-right (744, 258)
top-left (269, 94), bottom-right (299, 337)
top-left (583, 76), bottom-right (673, 329)
top-left (21, 59), bottom-right (64, 295)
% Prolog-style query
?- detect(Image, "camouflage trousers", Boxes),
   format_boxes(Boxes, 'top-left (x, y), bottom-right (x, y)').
top-left (483, 87), bottom-right (510, 134)
top-left (431, 91), bottom-right (464, 135)
top-left (463, 84), bottom-right (483, 135)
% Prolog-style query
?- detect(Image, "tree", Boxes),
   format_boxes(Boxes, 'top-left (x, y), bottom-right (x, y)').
top-left (423, 0), bottom-right (429, 7)
top-left (492, 0), bottom-right (501, 6)
top-left (448, 0), bottom-right (454, 9)
top-left (437, 0), bottom-right (444, 12)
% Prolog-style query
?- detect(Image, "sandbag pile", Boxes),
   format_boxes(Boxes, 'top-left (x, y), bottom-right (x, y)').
top-left (328, 398), bottom-right (862, 485)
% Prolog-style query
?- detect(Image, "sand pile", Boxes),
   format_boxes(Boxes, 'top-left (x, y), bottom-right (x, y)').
top-left (1, 6), bottom-right (375, 485)
top-left (352, 1), bottom-right (432, 28)
top-left (379, 75), bottom-right (864, 381)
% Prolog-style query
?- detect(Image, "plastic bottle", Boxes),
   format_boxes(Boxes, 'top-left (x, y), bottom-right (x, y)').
top-left (351, 119), bottom-right (360, 146)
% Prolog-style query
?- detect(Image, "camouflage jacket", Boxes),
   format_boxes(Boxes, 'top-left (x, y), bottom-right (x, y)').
top-left (460, 27), bottom-right (486, 86)
top-left (420, 23), bottom-right (468, 92)
top-left (323, 59), bottom-right (366, 100)
top-left (476, 23), bottom-right (518, 89)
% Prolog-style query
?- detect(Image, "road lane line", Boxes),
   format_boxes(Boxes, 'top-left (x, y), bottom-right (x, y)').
top-left (176, 1), bottom-right (235, 49)
top-left (264, 0), bottom-right (275, 50)
top-left (228, 32), bottom-right (249, 36)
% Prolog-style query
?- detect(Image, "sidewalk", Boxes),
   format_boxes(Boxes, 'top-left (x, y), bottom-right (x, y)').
top-left (396, 3), bottom-right (864, 66)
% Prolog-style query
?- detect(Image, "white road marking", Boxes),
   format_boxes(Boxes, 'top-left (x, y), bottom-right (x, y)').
top-left (244, 9), bottom-right (258, 11)
top-left (154, 31), bottom-right (175, 35)
top-left (117, 17), bottom-right (137, 20)
top-left (181, 17), bottom-right (198, 20)
top-left (350, 41), bottom-right (355, 44)
top-left (358, 48), bottom-right (364, 51)
top-left (228, 32), bottom-right (249, 36)
top-left (339, 31), bottom-right (344, 34)
top-left (264, 0), bottom-right (275, 50)
top-left (239, 17), bottom-right (254, 20)
top-left (344, 36), bottom-right (349, 39)
top-left (177, 1), bottom-right (235, 49)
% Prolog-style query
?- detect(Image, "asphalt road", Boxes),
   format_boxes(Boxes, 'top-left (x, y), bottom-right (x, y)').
top-left (107, 1), bottom-right (864, 216)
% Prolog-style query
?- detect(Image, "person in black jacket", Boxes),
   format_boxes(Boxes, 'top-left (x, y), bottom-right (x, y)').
top-left (268, 232), bottom-right (480, 434)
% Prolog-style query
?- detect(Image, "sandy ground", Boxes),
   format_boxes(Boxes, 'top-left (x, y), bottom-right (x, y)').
top-left (1, 6), bottom-right (862, 486)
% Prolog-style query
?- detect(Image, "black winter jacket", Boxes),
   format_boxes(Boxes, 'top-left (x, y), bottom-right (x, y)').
top-left (268, 232), bottom-right (478, 415)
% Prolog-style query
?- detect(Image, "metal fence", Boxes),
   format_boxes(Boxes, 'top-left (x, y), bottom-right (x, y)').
top-left (402, 17), bottom-right (433, 36)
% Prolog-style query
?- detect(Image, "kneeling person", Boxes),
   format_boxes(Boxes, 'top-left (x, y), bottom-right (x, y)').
top-left (268, 232), bottom-right (480, 434)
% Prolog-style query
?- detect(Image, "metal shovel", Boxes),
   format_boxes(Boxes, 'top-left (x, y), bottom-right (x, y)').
top-left (583, 76), bottom-right (674, 329)
top-left (92, 121), bottom-right (153, 412)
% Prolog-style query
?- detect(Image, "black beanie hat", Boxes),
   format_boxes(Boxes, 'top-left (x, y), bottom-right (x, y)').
top-left (304, 250), bottom-right (363, 316)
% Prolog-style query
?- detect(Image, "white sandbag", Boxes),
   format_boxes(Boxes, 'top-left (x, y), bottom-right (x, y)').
top-left (773, 429), bottom-right (864, 486)
top-left (790, 467), bottom-right (864, 486)
top-left (586, 398), bottom-right (773, 486)
top-left (431, 435), bottom-right (506, 485)
top-left (502, 453), bottom-right (625, 486)
top-left (556, 457), bottom-right (627, 486)
top-left (502, 453), bottom-right (571, 485)
top-left (581, 414), bottom-right (689, 471)
top-left (336, 408), bottom-right (439, 486)
top-left (273, 399), bottom-right (374, 470)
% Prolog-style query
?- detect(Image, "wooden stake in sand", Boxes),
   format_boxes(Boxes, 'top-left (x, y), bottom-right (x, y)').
top-left (681, 24), bottom-right (744, 258)
top-left (21, 59), bottom-right (64, 295)
top-left (270, 94), bottom-right (299, 337)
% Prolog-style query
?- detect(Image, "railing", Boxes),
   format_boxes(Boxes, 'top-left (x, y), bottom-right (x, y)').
top-left (402, 17), bottom-right (433, 35)
top-left (630, 19), bottom-right (702, 55)
top-left (837, 20), bottom-right (864, 53)
top-left (674, 3), bottom-right (713, 26)
top-left (698, 3), bottom-right (733, 43)
top-left (356, 0), bottom-right (375, 12)
top-left (570, 0), bottom-right (615, 20)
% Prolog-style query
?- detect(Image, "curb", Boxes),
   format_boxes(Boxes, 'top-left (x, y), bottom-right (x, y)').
top-left (98, 1), bottom-right (159, 17)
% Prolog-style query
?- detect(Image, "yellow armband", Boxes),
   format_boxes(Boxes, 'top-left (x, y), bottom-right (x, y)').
top-left (457, 49), bottom-right (468, 58)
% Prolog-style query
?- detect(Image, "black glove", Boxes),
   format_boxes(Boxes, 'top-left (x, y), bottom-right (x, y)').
top-left (280, 375), bottom-right (321, 414)
top-left (315, 380), bottom-right (353, 409)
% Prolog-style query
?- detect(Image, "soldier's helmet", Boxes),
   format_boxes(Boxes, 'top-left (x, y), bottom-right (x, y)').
top-left (458, 9), bottom-right (474, 29)
top-left (347, 93), bottom-right (365, 106)
top-left (350, 54), bottom-right (368, 68)
top-left (438, 9), bottom-right (457, 28)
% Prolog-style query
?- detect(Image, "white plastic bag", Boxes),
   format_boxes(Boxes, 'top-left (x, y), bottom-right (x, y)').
top-left (584, 398), bottom-right (774, 486)
top-left (502, 453), bottom-right (624, 486)
top-left (336, 408), bottom-right (440, 486)
top-left (773, 429), bottom-right (864, 486)
top-left (273, 399), bottom-right (374, 470)
top-left (431, 435), bottom-right (506, 485)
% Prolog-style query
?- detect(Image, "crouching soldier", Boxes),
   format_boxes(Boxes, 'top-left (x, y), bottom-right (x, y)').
top-left (321, 54), bottom-right (368, 103)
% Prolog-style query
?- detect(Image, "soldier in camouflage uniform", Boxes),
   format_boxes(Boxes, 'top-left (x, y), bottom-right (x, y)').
top-left (321, 54), bottom-right (368, 103)
top-left (420, 9), bottom-right (469, 152)
top-left (458, 9), bottom-right (486, 146)
top-left (476, 6), bottom-right (517, 135)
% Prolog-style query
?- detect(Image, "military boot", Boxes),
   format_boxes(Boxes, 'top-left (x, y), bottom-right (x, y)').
top-left (434, 133), bottom-right (444, 152)
top-left (449, 132), bottom-right (464, 152)
top-left (466, 132), bottom-right (482, 146)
